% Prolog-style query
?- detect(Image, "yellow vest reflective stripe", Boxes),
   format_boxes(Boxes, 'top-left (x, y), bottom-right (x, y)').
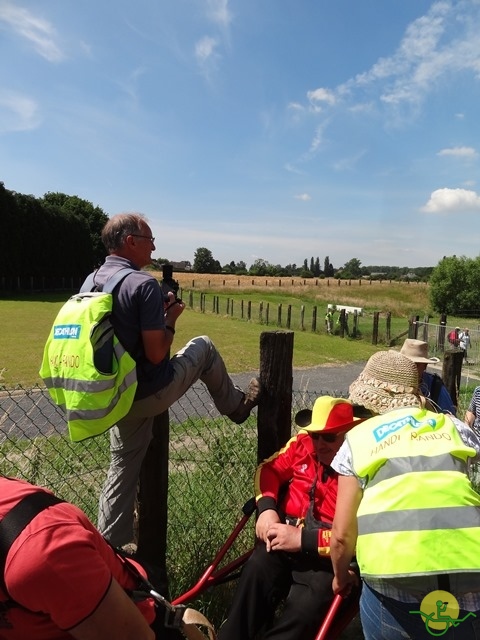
top-left (39, 270), bottom-right (138, 442)
top-left (347, 408), bottom-right (480, 579)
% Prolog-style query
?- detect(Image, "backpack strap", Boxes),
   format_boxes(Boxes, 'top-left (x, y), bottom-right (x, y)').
top-left (429, 372), bottom-right (444, 406)
top-left (0, 490), bottom-right (65, 598)
top-left (80, 267), bottom-right (135, 294)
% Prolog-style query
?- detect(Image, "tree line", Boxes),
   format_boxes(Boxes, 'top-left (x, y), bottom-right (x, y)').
top-left (0, 183), bottom-right (108, 280)
top-left (1, 183), bottom-right (479, 316)
top-left (189, 248), bottom-right (433, 282)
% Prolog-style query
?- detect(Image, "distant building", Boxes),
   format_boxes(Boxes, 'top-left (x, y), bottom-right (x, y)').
top-left (400, 272), bottom-right (419, 281)
top-left (170, 261), bottom-right (192, 272)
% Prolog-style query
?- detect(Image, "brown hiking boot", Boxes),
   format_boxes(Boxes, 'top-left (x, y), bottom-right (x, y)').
top-left (228, 377), bottom-right (262, 424)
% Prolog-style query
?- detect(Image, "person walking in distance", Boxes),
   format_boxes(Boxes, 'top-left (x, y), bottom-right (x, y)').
top-left (325, 307), bottom-right (335, 334)
top-left (81, 213), bottom-right (261, 548)
top-left (459, 328), bottom-right (471, 363)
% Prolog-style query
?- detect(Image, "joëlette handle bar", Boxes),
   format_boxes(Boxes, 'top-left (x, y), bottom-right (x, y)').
top-left (172, 498), bottom-right (256, 606)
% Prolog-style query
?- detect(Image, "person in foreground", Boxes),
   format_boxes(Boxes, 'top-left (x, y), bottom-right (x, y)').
top-left (218, 396), bottom-right (363, 640)
top-left (330, 350), bottom-right (480, 640)
top-left (81, 213), bottom-right (261, 547)
top-left (0, 475), bottom-right (167, 639)
top-left (400, 338), bottom-right (456, 415)
top-left (465, 385), bottom-right (480, 437)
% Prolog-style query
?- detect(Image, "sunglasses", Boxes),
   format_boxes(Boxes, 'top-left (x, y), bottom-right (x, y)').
top-left (310, 432), bottom-right (338, 443)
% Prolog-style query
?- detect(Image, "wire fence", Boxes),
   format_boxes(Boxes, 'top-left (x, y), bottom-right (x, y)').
top-left (3, 370), bottom-right (480, 626)
top-left (412, 320), bottom-right (480, 378)
top-left (0, 382), bottom-right (331, 599)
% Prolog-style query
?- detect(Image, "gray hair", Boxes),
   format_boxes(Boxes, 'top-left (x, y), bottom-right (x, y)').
top-left (101, 213), bottom-right (148, 252)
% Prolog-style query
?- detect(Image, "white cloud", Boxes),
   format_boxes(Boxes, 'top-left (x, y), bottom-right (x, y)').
top-left (333, 150), bottom-right (367, 171)
top-left (294, 193), bottom-right (311, 201)
top-left (195, 36), bottom-right (218, 62)
top-left (0, 2), bottom-right (64, 62)
top-left (284, 163), bottom-right (304, 175)
top-left (0, 89), bottom-right (40, 133)
top-left (437, 146), bottom-right (477, 158)
top-left (194, 35), bottom-right (220, 79)
top-left (306, 87), bottom-right (336, 113)
top-left (206, 0), bottom-right (232, 30)
top-left (302, 1), bottom-right (480, 127)
top-left (421, 187), bottom-right (480, 213)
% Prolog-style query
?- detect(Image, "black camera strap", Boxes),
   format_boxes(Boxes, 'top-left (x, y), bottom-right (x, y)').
top-left (0, 488), bottom-right (65, 599)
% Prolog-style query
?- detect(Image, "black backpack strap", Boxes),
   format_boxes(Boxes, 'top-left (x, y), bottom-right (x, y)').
top-left (0, 491), bottom-right (65, 595)
top-left (80, 267), bottom-right (135, 294)
top-left (429, 373), bottom-right (444, 405)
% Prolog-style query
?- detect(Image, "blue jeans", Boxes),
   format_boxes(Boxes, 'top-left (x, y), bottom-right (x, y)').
top-left (360, 581), bottom-right (480, 640)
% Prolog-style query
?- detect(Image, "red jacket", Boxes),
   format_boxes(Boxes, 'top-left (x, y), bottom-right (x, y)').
top-left (254, 432), bottom-right (338, 556)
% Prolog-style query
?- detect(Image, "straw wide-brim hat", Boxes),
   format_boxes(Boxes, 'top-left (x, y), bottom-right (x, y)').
top-left (349, 351), bottom-right (421, 415)
top-left (400, 338), bottom-right (439, 364)
top-left (294, 396), bottom-right (364, 434)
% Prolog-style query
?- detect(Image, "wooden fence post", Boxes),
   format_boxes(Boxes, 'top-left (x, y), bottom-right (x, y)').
top-left (408, 315), bottom-right (419, 338)
top-left (137, 412), bottom-right (170, 595)
top-left (372, 311), bottom-right (379, 345)
top-left (286, 305), bottom-right (292, 329)
top-left (257, 331), bottom-right (294, 462)
top-left (443, 350), bottom-right (464, 409)
top-left (312, 306), bottom-right (317, 332)
top-left (386, 311), bottom-right (391, 344)
top-left (351, 310), bottom-right (358, 338)
top-left (437, 314), bottom-right (447, 352)
top-left (421, 315), bottom-right (430, 342)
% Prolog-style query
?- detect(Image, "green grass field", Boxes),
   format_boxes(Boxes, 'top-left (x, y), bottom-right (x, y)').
top-left (0, 279), bottom-right (475, 388)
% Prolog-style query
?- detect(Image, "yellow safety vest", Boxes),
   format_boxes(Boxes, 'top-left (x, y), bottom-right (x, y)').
top-left (347, 407), bottom-right (480, 579)
top-left (39, 269), bottom-right (137, 442)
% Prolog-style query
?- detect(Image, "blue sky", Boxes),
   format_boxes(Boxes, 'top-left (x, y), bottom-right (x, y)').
top-left (1, 0), bottom-right (480, 270)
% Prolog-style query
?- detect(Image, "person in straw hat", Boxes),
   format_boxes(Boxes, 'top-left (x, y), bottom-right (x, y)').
top-left (218, 396), bottom-right (364, 640)
top-left (400, 338), bottom-right (456, 415)
top-left (330, 350), bottom-right (480, 640)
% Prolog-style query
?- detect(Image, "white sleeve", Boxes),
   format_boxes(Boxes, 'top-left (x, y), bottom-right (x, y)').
top-left (452, 416), bottom-right (480, 460)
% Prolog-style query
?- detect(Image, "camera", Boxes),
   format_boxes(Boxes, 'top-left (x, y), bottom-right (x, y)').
top-left (160, 264), bottom-right (182, 304)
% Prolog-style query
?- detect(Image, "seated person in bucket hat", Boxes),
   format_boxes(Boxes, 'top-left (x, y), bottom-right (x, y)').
top-left (217, 396), bottom-right (364, 640)
top-left (400, 338), bottom-right (456, 415)
top-left (330, 350), bottom-right (480, 640)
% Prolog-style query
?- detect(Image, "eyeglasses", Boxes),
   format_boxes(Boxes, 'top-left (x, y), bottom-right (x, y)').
top-left (131, 234), bottom-right (155, 243)
top-left (310, 432), bottom-right (339, 443)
